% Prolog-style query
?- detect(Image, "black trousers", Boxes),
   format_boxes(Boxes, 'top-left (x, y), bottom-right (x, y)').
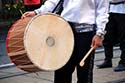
top-left (103, 13), bottom-right (125, 64)
top-left (54, 23), bottom-right (95, 83)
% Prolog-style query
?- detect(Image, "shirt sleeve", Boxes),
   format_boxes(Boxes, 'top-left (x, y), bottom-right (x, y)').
top-left (34, 0), bottom-right (60, 14)
top-left (95, 0), bottom-right (109, 34)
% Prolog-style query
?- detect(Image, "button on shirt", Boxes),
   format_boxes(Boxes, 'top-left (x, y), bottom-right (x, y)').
top-left (34, 0), bottom-right (109, 34)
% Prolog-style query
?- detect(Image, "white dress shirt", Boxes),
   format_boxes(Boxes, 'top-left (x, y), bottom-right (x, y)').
top-left (35, 0), bottom-right (109, 34)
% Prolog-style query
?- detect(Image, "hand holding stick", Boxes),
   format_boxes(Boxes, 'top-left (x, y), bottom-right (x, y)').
top-left (79, 47), bottom-right (95, 67)
top-left (79, 31), bottom-right (107, 67)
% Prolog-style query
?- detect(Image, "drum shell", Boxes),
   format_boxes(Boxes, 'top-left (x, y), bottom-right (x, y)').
top-left (6, 17), bottom-right (41, 72)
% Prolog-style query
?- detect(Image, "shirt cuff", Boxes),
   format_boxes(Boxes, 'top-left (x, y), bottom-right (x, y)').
top-left (34, 9), bottom-right (42, 15)
top-left (96, 29), bottom-right (105, 35)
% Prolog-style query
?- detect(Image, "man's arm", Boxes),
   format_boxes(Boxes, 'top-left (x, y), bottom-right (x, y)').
top-left (95, 0), bottom-right (109, 35)
top-left (34, 0), bottom-right (60, 15)
top-left (91, 0), bottom-right (109, 48)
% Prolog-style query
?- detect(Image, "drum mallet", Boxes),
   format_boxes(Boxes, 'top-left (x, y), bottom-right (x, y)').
top-left (79, 47), bottom-right (95, 67)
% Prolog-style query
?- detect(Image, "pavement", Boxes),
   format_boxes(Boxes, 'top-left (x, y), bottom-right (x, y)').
top-left (0, 48), bottom-right (125, 83)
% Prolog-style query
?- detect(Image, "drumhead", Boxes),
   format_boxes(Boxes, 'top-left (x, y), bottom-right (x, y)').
top-left (24, 13), bottom-right (74, 71)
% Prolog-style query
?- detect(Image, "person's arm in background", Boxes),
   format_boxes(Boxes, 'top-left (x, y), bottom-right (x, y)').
top-left (91, 0), bottom-right (109, 49)
top-left (21, 0), bottom-right (60, 19)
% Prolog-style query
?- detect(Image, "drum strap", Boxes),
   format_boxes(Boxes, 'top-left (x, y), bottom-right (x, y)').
top-left (52, 0), bottom-right (64, 15)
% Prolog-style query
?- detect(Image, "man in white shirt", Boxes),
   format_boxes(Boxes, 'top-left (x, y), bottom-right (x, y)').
top-left (22, 0), bottom-right (109, 83)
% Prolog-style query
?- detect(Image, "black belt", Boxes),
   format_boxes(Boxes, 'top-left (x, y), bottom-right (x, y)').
top-left (110, 1), bottom-right (125, 5)
top-left (69, 22), bottom-right (95, 33)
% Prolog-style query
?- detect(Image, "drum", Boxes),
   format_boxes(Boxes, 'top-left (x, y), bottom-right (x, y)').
top-left (6, 17), bottom-right (41, 72)
top-left (6, 13), bottom-right (74, 72)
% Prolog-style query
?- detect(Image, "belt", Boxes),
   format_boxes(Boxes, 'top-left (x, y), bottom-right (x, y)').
top-left (69, 22), bottom-right (95, 33)
top-left (110, 1), bottom-right (125, 5)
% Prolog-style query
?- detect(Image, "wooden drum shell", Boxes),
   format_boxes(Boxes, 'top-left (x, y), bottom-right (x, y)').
top-left (6, 17), bottom-right (41, 72)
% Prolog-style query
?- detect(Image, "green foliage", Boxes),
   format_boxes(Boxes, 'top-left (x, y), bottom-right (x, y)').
top-left (0, 0), bottom-right (25, 21)
top-left (0, 0), bottom-right (25, 32)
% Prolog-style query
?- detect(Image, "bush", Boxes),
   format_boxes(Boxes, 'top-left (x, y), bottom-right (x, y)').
top-left (0, 0), bottom-right (25, 33)
top-left (0, 0), bottom-right (25, 21)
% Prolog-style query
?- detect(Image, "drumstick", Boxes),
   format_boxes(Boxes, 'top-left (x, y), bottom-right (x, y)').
top-left (79, 31), bottom-right (107, 67)
top-left (19, 9), bottom-right (23, 15)
top-left (79, 47), bottom-right (95, 67)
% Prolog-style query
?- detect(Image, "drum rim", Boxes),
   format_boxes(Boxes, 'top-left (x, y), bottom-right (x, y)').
top-left (24, 13), bottom-right (75, 71)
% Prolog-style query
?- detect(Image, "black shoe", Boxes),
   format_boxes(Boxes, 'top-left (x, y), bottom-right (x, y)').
top-left (96, 61), bottom-right (112, 69)
top-left (114, 64), bottom-right (125, 72)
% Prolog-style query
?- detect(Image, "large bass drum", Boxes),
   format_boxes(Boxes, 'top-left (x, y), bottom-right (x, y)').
top-left (6, 13), bottom-right (74, 72)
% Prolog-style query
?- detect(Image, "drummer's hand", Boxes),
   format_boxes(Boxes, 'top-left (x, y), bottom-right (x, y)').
top-left (91, 35), bottom-right (102, 49)
top-left (21, 11), bottom-right (36, 19)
